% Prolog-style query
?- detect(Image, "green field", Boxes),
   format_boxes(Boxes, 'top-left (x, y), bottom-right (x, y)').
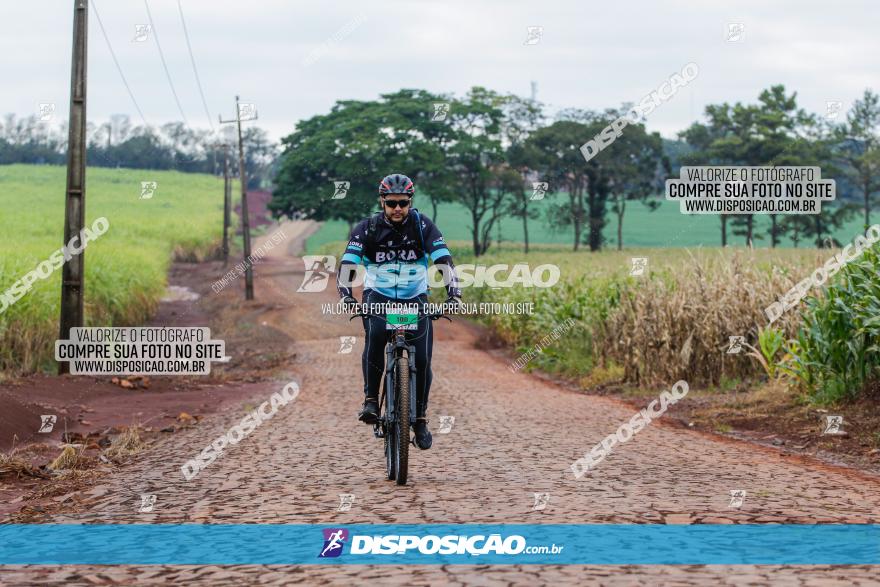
top-left (305, 192), bottom-right (868, 253)
top-left (0, 164), bottom-right (233, 373)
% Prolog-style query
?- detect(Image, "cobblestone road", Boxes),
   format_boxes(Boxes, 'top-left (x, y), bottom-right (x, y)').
top-left (3, 222), bottom-right (879, 586)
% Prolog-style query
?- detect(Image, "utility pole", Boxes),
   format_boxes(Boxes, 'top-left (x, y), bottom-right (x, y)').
top-left (59, 0), bottom-right (88, 374)
top-left (219, 96), bottom-right (254, 299)
top-left (219, 143), bottom-right (231, 264)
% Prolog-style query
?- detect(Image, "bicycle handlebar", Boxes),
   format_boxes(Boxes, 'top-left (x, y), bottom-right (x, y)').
top-left (348, 312), bottom-right (452, 323)
top-left (346, 304), bottom-right (454, 323)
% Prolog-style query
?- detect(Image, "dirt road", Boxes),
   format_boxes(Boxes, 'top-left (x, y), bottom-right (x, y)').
top-left (3, 220), bottom-right (880, 585)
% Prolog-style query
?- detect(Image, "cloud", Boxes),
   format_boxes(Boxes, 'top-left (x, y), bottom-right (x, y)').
top-left (2, 0), bottom-right (877, 141)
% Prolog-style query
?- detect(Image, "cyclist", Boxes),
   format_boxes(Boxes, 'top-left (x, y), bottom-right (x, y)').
top-left (336, 173), bottom-right (462, 450)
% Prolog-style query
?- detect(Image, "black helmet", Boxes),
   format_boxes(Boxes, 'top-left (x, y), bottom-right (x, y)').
top-left (378, 173), bottom-right (415, 196)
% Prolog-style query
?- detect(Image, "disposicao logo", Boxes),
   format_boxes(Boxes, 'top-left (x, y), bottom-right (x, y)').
top-left (318, 528), bottom-right (349, 558)
top-left (316, 529), bottom-right (562, 559)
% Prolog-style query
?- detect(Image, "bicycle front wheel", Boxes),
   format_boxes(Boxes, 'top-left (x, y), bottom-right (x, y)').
top-left (383, 388), bottom-right (396, 481)
top-left (394, 351), bottom-right (410, 486)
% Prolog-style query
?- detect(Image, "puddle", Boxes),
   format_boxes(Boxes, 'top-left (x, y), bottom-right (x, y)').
top-left (161, 285), bottom-right (200, 302)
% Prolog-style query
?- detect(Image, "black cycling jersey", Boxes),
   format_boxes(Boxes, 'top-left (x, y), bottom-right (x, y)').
top-left (336, 209), bottom-right (461, 301)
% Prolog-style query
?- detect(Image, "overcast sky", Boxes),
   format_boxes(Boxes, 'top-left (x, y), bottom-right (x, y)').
top-left (3, 1), bottom-right (878, 142)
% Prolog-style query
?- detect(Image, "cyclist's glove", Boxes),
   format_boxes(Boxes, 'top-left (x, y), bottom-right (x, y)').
top-left (444, 296), bottom-right (464, 313)
top-left (433, 257), bottom-right (462, 299)
top-left (341, 295), bottom-right (359, 312)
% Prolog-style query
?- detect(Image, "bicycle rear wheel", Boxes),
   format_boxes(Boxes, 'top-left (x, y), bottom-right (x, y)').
top-left (394, 352), bottom-right (410, 486)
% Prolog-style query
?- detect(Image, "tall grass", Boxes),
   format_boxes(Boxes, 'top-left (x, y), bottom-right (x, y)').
top-left (599, 249), bottom-right (816, 386)
top-left (447, 244), bottom-right (823, 387)
top-left (317, 239), bottom-right (866, 398)
top-left (783, 247), bottom-right (880, 403)
top-left (321, 241), bottom-right (833, 385)
top-left (0, 164), bottom-right (233, 373)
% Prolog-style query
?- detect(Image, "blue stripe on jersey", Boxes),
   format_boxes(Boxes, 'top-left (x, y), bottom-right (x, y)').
top-left (430, 247), bottom-right (451, 261)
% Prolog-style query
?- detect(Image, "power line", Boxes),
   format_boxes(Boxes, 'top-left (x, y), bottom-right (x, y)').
top-left (144, 0), bottom-right (189, 125)
top-left (90, 0), bottom-right (147, 125)
top-left (176, 0), bottom-right (214, 130)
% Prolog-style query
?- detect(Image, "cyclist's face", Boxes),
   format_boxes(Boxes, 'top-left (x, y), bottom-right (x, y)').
top-left (381, 196), bottom-right (411, 222)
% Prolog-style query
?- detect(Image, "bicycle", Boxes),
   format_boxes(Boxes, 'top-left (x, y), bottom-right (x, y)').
top-left (350, 302), bottom-right (450, 485)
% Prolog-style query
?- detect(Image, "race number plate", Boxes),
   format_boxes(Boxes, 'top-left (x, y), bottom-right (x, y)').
top-left (386, 309), bottom-right (418, 330)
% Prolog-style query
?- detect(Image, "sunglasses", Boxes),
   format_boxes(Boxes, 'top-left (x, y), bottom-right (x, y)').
top-left (383, 198), bottom-right (411, 209)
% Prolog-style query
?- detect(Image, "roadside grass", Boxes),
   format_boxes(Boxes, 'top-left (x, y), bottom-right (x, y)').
top-left (315, 238), bottom-right (829, 389)
top-left (467, 243), bottom-right (879, 406)
top-left (0, 164), bottom-right (235, 374)
top-left (453, 244), bottom-right (825, 388)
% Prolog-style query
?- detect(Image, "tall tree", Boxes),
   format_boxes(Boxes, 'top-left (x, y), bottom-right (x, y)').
top-left (780, 215), bottom-right (811, 248)
top-left (602, 111), bottom-right (667, 250)
top-left (679, 106), bottom-right (733, 246)
top-left (833, 89), bottom-right (880, 228)
top-left (442, 87), bottom-right (507, 256)
top-left (370, 89), bottom-right (458, 221)
top-left (681, 86), bottom-right (831, 247)
top-left (502, 95), bottom-right (544, 253)
top-left (506, 144), bottom-right (540, 253)
top-left (271, 99), bottom-right (393, 227)
top-left (523, 120), bottom-right (592, 251)
top-left (240, 127), bottom-right (278, 189)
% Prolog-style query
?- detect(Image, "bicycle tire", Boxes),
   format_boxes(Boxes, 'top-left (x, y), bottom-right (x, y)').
top-left (395, 352), bottom-right (410, 486)
top-left (383, 389), bottom-right (396, 480)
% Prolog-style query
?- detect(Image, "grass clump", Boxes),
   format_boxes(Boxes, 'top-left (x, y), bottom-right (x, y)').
top-left (0, 164), bottom-right (234, 373)
top-left (103, 427), bottom-right (145, 460)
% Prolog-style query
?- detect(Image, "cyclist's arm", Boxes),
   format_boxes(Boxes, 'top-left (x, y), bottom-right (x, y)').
top-left (422, 218), bottom-right (462, 299)
top-left (336, 220), bottom-right (368, 299)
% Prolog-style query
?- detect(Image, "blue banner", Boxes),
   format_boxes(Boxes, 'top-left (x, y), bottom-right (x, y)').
top-left (1, 524), bottom-right (878, 565)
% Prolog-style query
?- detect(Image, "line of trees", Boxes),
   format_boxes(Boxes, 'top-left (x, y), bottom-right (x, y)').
top-left (0, 114), bottom-right (278, 189)
top-left (4, 85), bottom-right (877, 255)
top-left (271, 86), bottom-right (880, 255)
top-left (680, 86), bottom-right (879, 248)
top-left (270, 88), bottom-right (669, 254)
